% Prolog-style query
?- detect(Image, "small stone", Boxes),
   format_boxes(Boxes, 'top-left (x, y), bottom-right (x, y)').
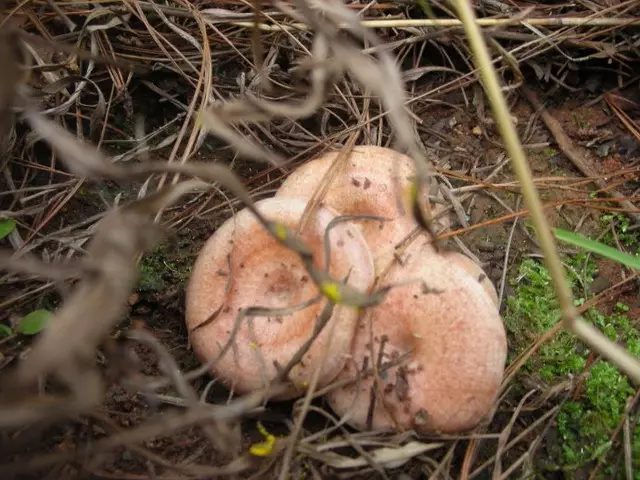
top-left (135, 305), bottom-right (151, 315)
top-left (589, 276), bottom-right (611, 295)
top-left (414, 408), bottom-right (429, 425)
top-left (127, 293), bottom-right (139, 306)
top-left (619, 135), bottom-right (640, 157)
top-left (121, 450), bottom-right (133, 461)
top-left (477, 241), bottom-right (497, 252)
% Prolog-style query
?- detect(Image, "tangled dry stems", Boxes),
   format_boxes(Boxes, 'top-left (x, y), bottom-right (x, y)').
top-left (0, 0), bottom-right (639, 478)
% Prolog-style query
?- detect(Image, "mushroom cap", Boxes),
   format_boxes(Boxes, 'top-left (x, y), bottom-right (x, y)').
top-left (443, 251), bottom-right (499, 307)
top-left (185, 197), bottom-right (375, 400)
top-left (275, 145), bottom-right (450, 273)
top-left (325, 238), bottom-right (507, 433)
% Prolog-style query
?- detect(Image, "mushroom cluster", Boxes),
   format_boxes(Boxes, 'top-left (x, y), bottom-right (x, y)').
top-left (186, 145), bottom-right (508, 434)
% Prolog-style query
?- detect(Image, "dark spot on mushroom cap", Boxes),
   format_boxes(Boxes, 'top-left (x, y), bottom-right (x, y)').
top-left (478, 273), bottom-right (486, 282)
top-left (363, 178), bottom-right (371, 190)
top-left (395, 365), bottom-right (409, 401)
top-left (414, 408), bottom-right (429, 426)
top-left (422, 283), bottom-right (444, 295)
top-left (351, 178), bottom-right (361, 187)
top-left (337, 239), bottom-right (345, 247)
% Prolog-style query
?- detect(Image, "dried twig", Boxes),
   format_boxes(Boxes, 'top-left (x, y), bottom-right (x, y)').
top-left (452, 0), bottom-right (640, 385)
top-left (522, 86), bottom-right (640, 225)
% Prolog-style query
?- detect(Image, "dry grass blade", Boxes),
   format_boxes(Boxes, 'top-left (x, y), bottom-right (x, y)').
top-left (309, 440), bottom-right (444, 469)
top-left (297, 132), bottom-right (357, 235)
top-left (211, 33), bottom-right (332, 124)
top-left (0, 386), bottom-right (280, 476)
top-left (127, 328), bottom-right (242, 456)
top-left (0, 251), bottom-right (98, 280)
top-left (285, 0), bottom-right (440, 238)
top-left (0, 30), bottom-right (20, 151)
top-left (232, 16), bottom-right (640, 30)
top-left (199, 108), bottom-right (286, 166)
top-left (452, 0), bottom-right (640, 385)
top-left (322, 213), bottom-right (391, 271)
top-left (0, 179), bottom-right (206, 427)
top-left (178, 297), bottom-right (325, 398)
top-left (522, 86), bottom-right (640, 225)
top-left (42, 74), bottom-right (107, 138)
top-left (22, 99), bottom-right (390, 310)
top-left (196, 30), bottom-right (333, 168)
top-left (205, 0), bottom-right (441, 239)
top-left (275, 300), bottom-right (334, 383)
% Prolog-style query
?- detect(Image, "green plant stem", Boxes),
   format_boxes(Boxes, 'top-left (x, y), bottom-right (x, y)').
top-left (451, 0), bottom-right (640, 384)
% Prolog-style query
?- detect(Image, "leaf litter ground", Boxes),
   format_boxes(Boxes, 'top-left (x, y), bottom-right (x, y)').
top-left (0, 1), bottom-right (639, 479)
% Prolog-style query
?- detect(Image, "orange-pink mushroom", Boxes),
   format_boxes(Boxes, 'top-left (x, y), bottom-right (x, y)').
top-left (325, 237), bottom-right (507, 434)
top-left (443, 251), bottom-right (499, 307)
top-left (275, 145), bottom-right (450, 273)
top-left (185, 197), bottom-right (375, 399)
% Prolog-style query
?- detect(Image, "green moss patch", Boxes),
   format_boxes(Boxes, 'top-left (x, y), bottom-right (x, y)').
top-left (138, 241), bottom-right (194, 293)
top-left (504, 253), bottom-right (639, 477)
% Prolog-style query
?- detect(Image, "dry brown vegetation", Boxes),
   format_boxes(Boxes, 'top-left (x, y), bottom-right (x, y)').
top-left (0, 0), bottom-right (639, 479)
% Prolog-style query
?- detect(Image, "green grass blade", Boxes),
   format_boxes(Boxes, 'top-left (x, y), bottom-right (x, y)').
top-left (553, 228), bottom-right (640, 271)
top-left (0, 219), bottom-right (16, 241)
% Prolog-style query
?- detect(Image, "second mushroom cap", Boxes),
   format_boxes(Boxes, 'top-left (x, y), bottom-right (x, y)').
top-left (276, 145), bottom-right (451, 274)
top-left (325, 237), bottom-right (507, 433)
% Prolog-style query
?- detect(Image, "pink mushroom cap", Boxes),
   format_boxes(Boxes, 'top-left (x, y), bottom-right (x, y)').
top-left (325, 237), bottom-right (507, 433)
top-left (185, 197), bottom-right (375, 400)
top-left (443, 251), bottom-right (499, 307)
top-left (275, 145), bottom-right (451, 274)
